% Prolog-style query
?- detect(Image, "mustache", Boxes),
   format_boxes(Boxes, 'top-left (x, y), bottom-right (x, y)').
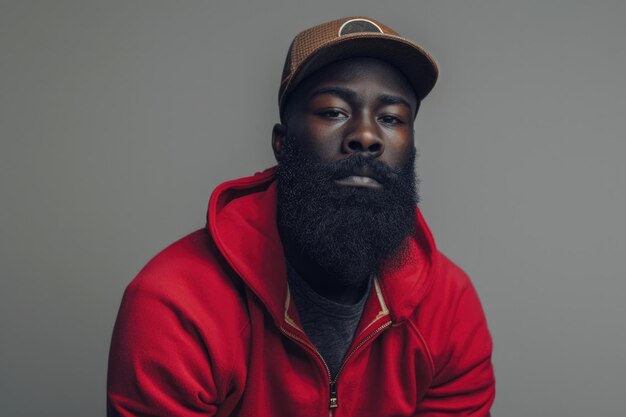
top-left (316, 154), bottom-right (402, 186)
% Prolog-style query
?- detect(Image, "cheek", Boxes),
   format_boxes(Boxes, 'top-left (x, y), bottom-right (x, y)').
top-left (304, 140), bottom-right (342, 162)
top-left (383, 134), bottom-right (415, 169)
top-left (295, 121), bottom-right (343, 161)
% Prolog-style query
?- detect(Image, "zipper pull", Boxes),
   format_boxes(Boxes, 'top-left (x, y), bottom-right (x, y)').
top-left (329, 381), bottom-right (338, 409)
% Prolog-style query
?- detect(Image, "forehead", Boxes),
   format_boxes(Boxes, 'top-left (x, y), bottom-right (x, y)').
top-left (284, 57), bottom-right (418, 116)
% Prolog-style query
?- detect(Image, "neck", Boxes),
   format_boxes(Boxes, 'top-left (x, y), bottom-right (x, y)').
top-left (281, 236), bottom-right (370, 305)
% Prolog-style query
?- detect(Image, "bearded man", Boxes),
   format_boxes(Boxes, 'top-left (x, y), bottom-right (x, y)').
top-left (107, 16), bottom-right (495, 417)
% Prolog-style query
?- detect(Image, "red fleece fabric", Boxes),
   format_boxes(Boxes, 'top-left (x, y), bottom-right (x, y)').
top-left (107, 168), bottom-right (495, 416)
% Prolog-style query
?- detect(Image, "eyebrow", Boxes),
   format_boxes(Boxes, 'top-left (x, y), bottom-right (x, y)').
top-left (308, 87), bottom-right (413, 112)
top-left (377, 94), bottom-right (412, 112)
top-left (308, 87), bottom-right (357, 102)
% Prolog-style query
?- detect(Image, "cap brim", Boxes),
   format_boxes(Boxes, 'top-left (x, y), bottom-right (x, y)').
top-left (280, 33), bottom-right (439, 109)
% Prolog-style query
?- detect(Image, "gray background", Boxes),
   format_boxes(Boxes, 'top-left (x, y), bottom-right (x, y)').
top-left (1, 1), bottom-right (625, 416)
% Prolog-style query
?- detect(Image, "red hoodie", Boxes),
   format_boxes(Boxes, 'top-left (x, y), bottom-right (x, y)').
top-left (107, 168), bottom-right (495, 416)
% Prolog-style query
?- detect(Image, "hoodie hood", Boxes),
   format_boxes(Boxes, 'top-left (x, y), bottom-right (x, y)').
top-left (207, 167), bottom-right (438, 325)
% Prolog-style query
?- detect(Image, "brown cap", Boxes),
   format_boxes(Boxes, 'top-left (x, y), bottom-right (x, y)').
top-left (278, 16), bottom-right (439, 117)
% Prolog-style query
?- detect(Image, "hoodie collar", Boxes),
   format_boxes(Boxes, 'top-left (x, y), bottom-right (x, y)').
top-left (207, 167), bottom-right (437, 326)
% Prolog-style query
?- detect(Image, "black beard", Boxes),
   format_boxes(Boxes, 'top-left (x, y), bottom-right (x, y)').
top-left (276, 138), bottom-right (419, 289)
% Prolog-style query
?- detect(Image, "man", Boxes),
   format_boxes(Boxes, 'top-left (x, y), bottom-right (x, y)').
top-left (107, 16), bottom-right (495, 416)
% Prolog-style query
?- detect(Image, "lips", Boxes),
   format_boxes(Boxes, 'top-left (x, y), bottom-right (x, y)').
top-left (337, 175), bottom-right (381, 186)
top-left (334, 168), bottom-right (384, 189)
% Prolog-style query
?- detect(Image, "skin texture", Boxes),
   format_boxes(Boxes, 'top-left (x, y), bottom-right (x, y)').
top-left (273, 57), bottom-right (418, 172)
top-left (272, 58), bottom-right (420, 303)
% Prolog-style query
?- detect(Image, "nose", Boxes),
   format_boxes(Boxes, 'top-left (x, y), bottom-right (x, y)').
top-left (341, 115), bottom-right (384, 157)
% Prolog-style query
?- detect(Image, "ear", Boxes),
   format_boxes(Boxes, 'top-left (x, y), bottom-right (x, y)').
top-left (272, 123), bottom-right (287, 161)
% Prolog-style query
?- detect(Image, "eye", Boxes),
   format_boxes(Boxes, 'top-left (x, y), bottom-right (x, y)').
top-left (378, 115), bottom-right (404, 125)
top-left (317, 109), bottom-right (348, 119)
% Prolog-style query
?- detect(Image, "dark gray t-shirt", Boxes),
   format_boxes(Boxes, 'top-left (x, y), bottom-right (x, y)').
top-left (287, 263), bottom-right (372, 378)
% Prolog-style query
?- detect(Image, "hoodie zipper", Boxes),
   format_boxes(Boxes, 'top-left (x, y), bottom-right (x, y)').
top-left (280, 320), bottom-right (392, 414)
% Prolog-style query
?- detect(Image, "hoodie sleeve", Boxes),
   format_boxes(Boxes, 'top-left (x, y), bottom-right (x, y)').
top-left (107, 276), bottom-right (244, 417)
top-left (415, 262), bottom-right (496, 416)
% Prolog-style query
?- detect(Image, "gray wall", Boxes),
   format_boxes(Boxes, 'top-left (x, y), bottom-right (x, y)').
top-left (1, 1), bottom-right (625, 416)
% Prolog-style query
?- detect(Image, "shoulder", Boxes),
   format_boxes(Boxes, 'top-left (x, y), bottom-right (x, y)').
top-left (412, 250), bottom-right (492, 364)
top-left (429, 251), bottom-right (475, 300)
top-left (123, 229), bottom-right (249, 332)
top-left (109, 230), bottom-right (251, 411)
top-left (421, 249), bottom-right (486, 313)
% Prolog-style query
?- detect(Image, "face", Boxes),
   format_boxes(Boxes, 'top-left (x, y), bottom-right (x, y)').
top-left (274, 57), bottom-right (418, 183)
top-left (273, 58), bottom-right (421, 291)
